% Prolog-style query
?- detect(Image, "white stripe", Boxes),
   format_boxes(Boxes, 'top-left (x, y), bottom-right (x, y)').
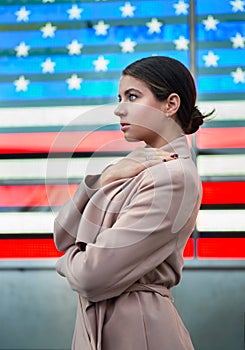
top-left (2, 209), bottom-right (244, 234)
top-left (1, 155), bottom-right (244, 180)
top-left (198, 101), bottom-right (245, 121)
top-left (0, 212), bottom-right (55, 234)
top-left (0, 101), bottom-right (244, 128)
top-left (0, 104), bottom-right (117, 127)
top-left (197, 155), bottom-right (245, 176)
top-left (0, 157), bottom-right (120, 180)
top-left (197, 210), bottom-right (245, 232)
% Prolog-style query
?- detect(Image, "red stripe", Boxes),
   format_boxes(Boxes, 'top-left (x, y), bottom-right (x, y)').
top-left (197, 238), bottom-right (245, 259)
top-left (0, 131), bottom-right (139, 154)
top-left (0, 184), bottom-right (78, 207)
top-left (2, 182), bottom-right (244, 207)
top-left (3, 128), bottom-right (245, 153)
top-left (196, 127), bottom-right (245, 149)
top-left (202, 182), bottom-right (245, 204)
top-left (0, 238), bottom-right (63, 259)
top-left (183, 238), bottom-right (194, 259)
top-left (0, 238), bottom-right (194, 259)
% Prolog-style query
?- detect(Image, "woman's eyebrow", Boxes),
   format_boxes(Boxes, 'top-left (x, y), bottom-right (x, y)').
top-left (124, 88), bottom-right (142, 95)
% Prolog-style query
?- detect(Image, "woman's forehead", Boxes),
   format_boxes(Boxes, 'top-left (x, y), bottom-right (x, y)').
top-left (119, 75), bottom-right (149, 92)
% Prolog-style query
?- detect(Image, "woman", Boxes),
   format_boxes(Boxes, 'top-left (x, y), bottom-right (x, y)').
top-left (54, 56), bottom-right (210, 349)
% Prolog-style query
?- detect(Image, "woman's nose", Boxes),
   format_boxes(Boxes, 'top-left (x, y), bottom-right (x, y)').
top-left (114, 102), bottom-right (127, 118)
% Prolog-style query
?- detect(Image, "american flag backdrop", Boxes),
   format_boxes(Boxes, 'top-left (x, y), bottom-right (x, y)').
top-left (0, 0), bottom-right (191, 107)
top-left (0, 0), bottom-right (244, 259)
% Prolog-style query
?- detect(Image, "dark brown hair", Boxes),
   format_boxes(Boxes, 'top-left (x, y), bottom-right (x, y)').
top-left (122, 56), bottom-right (213, 134)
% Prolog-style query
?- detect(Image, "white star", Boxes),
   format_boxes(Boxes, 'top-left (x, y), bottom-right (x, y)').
top-left (67, 4), bottom-right (83, 20)
top-left (119, 38), bottom-right (137, 53)
top-left (120, 2), bottom-right (136, 17)
top-left (230, 32), bottom-right (245, 48)
top-left (14, 75), bottom-right (30, 92)
top-left (173, 0), bottom-right (189, 15)
top-left (230, 0), bottom-right (245, 12)
top-left (202, 15), bottom-right (219, 31)
top-left (66, 74), bottom-right (83, 90)
top-left (93, 21), bottom-right (110, 35)
top-left (15, 41), bottom-right (30, 57)
top-left (67, 40), bottom-right (83, 55)
top-left (15, 6), bottom-right (31, 22)
top-left (146, 18), bottom-right (162, 34)
top-left (231, 67), bottom-right (245, 83)
top-left (40, 22), bottom-right (57, 38)
top-left (41, 58), bottom-right (56, 73)
top-left (203, 51), bottom-right (220, 67)
top-left (92, 55), bottom-right (110, 72)
top-left (173, 36), bottom-right (189, 50)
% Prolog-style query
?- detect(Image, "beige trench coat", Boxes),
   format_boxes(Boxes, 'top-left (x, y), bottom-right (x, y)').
top-left (54, 135), bottom-right (202, 350)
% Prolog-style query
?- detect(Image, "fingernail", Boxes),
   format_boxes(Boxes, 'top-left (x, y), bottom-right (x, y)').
top-left (170, 153), bottom-right (178, 159)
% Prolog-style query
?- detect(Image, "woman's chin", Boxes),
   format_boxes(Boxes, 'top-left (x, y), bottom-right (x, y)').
top-left (124, 135), bottom-right (141, 143)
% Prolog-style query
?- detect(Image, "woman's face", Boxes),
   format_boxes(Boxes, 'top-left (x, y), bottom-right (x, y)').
top-left (114, 75), bottom-right (170, 147)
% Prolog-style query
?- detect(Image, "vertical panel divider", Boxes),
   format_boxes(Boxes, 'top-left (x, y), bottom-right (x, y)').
top-left (189, 0), bottom-right (199, 259)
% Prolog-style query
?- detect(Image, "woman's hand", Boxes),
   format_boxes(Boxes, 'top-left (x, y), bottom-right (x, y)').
top-left (97, 148), bottom-right (178, 187)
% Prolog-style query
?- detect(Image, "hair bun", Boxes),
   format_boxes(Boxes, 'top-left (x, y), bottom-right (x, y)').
top-left (184, 106), bottom-right (205, 134)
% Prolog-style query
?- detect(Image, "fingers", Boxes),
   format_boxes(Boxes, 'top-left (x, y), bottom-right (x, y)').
top-left (126, 147), bottom-right (179, 165)
top-left (144, 149), bottom-right (178, 163)
top-left (163, 153), bottom-right (179, 162)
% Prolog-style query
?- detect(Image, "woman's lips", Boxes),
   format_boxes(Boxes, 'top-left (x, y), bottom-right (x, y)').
top-left (120, 123), bottom-right (130, 131)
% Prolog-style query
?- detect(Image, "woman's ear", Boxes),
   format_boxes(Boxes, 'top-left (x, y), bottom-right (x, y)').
top-left (162, 93), bottom-right (180, 117)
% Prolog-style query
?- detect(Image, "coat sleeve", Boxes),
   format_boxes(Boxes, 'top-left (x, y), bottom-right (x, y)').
top-left (55, 163), bottom-right (192, 302)
top-left (53, 175), bottom-right (99, 252)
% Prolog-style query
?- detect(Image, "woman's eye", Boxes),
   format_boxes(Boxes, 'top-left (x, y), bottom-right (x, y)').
top-left (128, 94), bottom-right (137, 101)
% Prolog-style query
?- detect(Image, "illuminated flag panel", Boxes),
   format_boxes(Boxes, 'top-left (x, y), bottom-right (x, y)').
top-left (0, 0), bottom-right (190, 107)
top-left (0, 0), bottom-right (244, 259)
top-left (195, 0), bottom-right (245, 259)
